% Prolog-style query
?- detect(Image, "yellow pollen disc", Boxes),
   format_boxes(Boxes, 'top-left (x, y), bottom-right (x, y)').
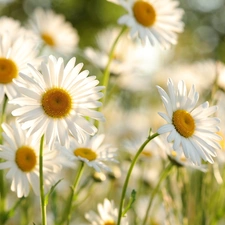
top-left (171, 150), bottom-right (177, 157)
top-left (15, 146), bottom-right (37, 172)
top-left (74, 147), bottom-right (97, 161)
top-left (103, 221), bottom-right (116, 225)
top-left (172, 110), bottom-right (195, 138)
top-left (217, 132), bottom-right (225, 150)
top-left (133, 1), bottom-right (156, 27)
top-left (141, 150), bottom-right (152, 157)
top-left (0, 58), bottom-right (18, 84)
top-left (41, 33), bottom-right (55, 46)
top-left (41, 88), bottom-right (72, 118)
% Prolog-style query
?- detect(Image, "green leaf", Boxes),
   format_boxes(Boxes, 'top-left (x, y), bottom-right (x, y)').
top-left (122, 189), bottom-right (136, 217)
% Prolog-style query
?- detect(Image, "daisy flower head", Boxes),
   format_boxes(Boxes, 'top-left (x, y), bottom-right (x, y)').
top-left (0, 16), bottom-right (38, 43)
top-left (10, 55), bottom-right (104, 147)
top-left (0, 30), bottom-right (39, 103)
top-left (116, 0), bottom-right (184, 48)
top-left (57, 133), bottom-right (118, 172)
top-left (157, 78), bottom-right (221, 165)
top-left (28, 7), bottom-right (79, 56)
top-left (85, 198), bottom-right (129, 225)
top-left (0, 121), bottom-right (61, 198)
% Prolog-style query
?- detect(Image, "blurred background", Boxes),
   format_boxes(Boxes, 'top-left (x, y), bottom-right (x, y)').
top-left (1, 0), bottom-right (225, 62)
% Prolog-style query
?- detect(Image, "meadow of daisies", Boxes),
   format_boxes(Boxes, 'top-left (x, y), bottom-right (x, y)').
top-left (0, 0), bottom-right (225, 224)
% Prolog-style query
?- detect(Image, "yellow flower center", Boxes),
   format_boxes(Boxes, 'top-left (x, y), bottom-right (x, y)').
top-left (0, 58), bottom-right (18, 84)
top-left (41, 88), bottom-right (72, 118)
top-left (103, 221), bottom-right (116, 225)
top-left (15, 146), bottom-right (37, 172)
top-left (172, 110), bottom-right (195, 138)
top-left (41, 33), bottom-right (55, 46)
top-left (217, 131), bottom-right (225, 150)
top-left (133, 1), bottom-right (156, 27)
top-left (74, 147), bottom-right (97, 161)
top-left (141, 150), bottom-right (152, 157)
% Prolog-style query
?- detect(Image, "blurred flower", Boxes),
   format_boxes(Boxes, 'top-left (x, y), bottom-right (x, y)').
top-left (157, 78), bottom-right (221, 165)
top-left (57, 133), bottom-right (118, 172)
top-left (0, 31), bottom-right (39, 103)
top-left (85, 198), bottom-right (128, 225)
top-left (153, 60), bottom-right (216, 93)
top-left (0, 16), bottom-right (38, 42)
top-left (10, 55), bottom-right (104, 147)
top-left (84, 27), bottom-right (140, 75)
top-left (114, 0), bottom-right (184, 47)
top-left (0, 121), bottom-right (61, 198)
top-left (28, 7), bottom-right (79, 55)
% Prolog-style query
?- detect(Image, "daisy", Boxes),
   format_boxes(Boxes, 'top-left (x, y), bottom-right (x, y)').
top-left (57, 133), bottom-right (118, 172)
top-left (0, 121), bottom-right (61, 198)
top-left (115, 0), bottom-right (184, 48)
top-left (0, 31), bottom-right (39, 103)
top-left (10, 55), bottom-right (104, 147)
top-left (0, 16), bottom-right (38, 42)
top-left (85, 198), bottom-right (129, 225)
top-left (28, 7), bottom-right (79, 55)
top-left (154, 135), bottom-right (207, 172)
top-left (84, 27), bottom-right (139, 75)
top-left (157, 78), bottom-right (221, 165)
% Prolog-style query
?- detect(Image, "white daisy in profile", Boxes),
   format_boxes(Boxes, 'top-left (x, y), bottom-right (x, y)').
top-left (85, 198), bottom-right (128, 225)
top-left (0, 121), bottom-right (61, 198)
top-left (157, 78), bottom-right (221, 165)
top-left (0, 30), bottom-right (39, 103)
top-left (57, 133), bottom-right (118, 172)
top-left (10, 55), bottom-right (104, 147)
top-left (28, 7), bottom-right (79, 55)
top-left (115, 0), bottom-right (184, 48)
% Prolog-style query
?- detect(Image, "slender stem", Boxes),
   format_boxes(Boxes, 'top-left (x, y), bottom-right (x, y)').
top-left (2, 197), bottom-right (24, 224)
top-left (95, 26), bottom-right (127, 130)
top-left (0, 95), bottom-right (8, 220)
top-left (117, 132), bottom-right (159, 225)
top-left (142, 163), bottom-right (174, 225)
top-left (101, 26), bottom-right (127, 104)
top-left (39, 134), bottom-right (47, 225)
top-left (65, 161), bottom-right (85, 225)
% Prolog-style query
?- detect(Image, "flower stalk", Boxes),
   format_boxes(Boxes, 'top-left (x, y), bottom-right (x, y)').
top-left (39, 134), bottom-right (47, 225)
top-left (0, 95), bottom-right (8, 222)
top-left (142, 162), bottom-right (174, 225)
top-left (63, 161), bottom-right (85, 225)
top-left (117, 132), bottom-right (159, 225)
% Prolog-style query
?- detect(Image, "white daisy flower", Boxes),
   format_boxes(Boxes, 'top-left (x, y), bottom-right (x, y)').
top-left (10, 55), bottom-right (104, 147)
top-left (57, 133), bottom-right (118, 172)
top-left (0, 121), bottom-right (61, 198)
top-left (0, 16), bottom-right (38, 42)
top-left (0, 31), bottom-right (39, 103)
top-left (116, 0), bottom-right (184, 48)
top-left (84, 27), bottom-right (138, 75)
top-left (85, 198), bottom-right (129, 225)
top-left (157, 78), bottom-right (221, 165)
top-left (28, 7), bottom-right (79, 55)
top-left (154, 135), bottom-right (208, 172)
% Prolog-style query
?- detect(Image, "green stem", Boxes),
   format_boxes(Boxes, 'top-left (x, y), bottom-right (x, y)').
top-left (2, 197), bottom-right (24, 224)
top-left (65, 161), bottom-right (85, 225)
top-left (95, 26), bottom-right (127, 130)
top-left (0, 95), bottom-right (8, 221)
top-left (39, 134), bottom-right (47, 225)
top-left (117, 132), bottom-right (159, 225)
top-left (142, 163), bottom-right (174, 225)
top-left (101, 26), bottom-right (127, 103)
